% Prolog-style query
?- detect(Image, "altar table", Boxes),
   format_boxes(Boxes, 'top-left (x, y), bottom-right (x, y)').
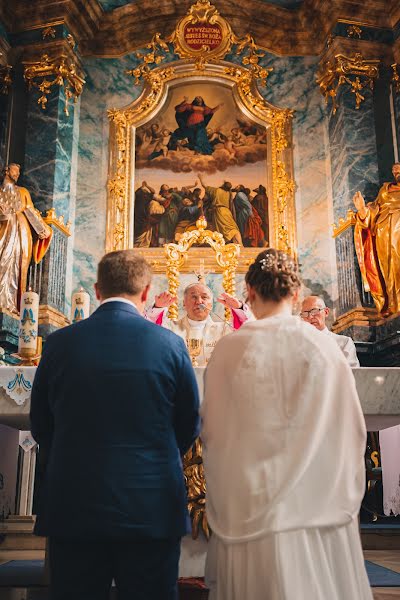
top-left (0, 366), bottom-right (399, 431)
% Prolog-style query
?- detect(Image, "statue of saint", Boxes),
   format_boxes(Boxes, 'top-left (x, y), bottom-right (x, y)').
top-left (353, 162), bottom-right (400, 316)
top-left (0, 163), bottom-right (52, 314)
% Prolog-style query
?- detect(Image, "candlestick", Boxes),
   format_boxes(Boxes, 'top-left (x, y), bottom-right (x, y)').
top-left (71, 287), bottom-right (90, 322)
top-left (18, 289), bottom-right (39, 359)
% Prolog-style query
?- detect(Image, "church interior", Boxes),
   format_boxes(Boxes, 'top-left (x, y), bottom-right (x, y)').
top-left (0, 0), bottom-right (400, 597)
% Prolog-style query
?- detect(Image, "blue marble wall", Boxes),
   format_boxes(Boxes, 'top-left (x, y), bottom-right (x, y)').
top-left (73, 53), bottom-right (141, 310)
top-left (74, 50), bottom-right (339, 311)
top-left (22, 85), bottom-right (78, 318)
top-left (328, 87), bottom-right (380, 218)
top-left (23, 87), bottom-right (75, 221)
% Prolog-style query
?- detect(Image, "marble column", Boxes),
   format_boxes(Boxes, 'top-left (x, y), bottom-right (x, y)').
top-left (322, 48), bottom-right (382, 323)
top-left (19, 54), bottom-right (81, 333)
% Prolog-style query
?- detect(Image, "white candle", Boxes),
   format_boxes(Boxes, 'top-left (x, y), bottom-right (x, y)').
top-left (71, 288), bottom-right (90, 322)
top-left (18, 289), bottom-right (39, 357)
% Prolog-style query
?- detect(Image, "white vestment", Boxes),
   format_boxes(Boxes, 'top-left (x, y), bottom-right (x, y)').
top-left (322, 327), bottom-right (360, 367)
top-left (201, 314), bottom-right (372, 600)
top-left (146, 306), bottom-right (250, 366)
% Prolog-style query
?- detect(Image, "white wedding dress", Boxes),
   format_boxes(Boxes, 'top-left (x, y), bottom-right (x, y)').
top-left (201, 313), bottom-right (372, 600)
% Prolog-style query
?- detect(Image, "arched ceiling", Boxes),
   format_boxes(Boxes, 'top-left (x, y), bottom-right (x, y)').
top-left (2, 0), bottom-right (399, 59)
top-left (97, 0), bottom-right (305, 10)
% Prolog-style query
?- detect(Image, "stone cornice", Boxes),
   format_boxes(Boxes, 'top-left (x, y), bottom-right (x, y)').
top-left (2, 0), bottom-right (101, 45)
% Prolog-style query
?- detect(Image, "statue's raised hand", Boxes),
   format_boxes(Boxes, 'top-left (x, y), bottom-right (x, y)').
top-left (353, 191), bottom-right (367, 219)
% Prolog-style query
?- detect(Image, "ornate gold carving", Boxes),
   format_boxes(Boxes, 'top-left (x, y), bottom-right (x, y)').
top-left (164, 216), bottom-right (240, 321)
top-left (66, 34), bottom-right (76, 50)
top-left (109, 60), bottom-right (296, 261)
top-left (347, 25), bottom-right (362, 38)
top-left (183, 438), bottom-right (209, 540)
top-left (127, 0), bottom-right (271, 81)
top-left (326, 34), bottom-right (335, 49)
top-left (0, 66), bottom-right (12, 95)
top-left (43, 207), bottom-right (72, 236)
top-left (23, 53), bottom-right (85, 116)
top-left (317, 53), bottom-right (380, 114)
top-left (108, 0), bottom-right (296, 264)
top-left (170, 0), bottom-right (232, 65)
top-left (332, 209), bottom-right (356, 237)
top-left (391, 64), bottom-right (400, 94)
top-left (42, 26), bottom-right (56, 40)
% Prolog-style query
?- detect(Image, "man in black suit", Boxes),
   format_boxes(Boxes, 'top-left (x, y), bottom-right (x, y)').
top-left (30, 250), bottom-right (200, 600)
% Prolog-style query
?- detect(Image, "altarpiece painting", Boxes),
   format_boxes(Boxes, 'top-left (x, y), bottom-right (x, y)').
top-left (106, 0), bottom-right (297, 276)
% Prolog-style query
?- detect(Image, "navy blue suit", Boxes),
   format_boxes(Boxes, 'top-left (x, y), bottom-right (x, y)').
top-left (30, 300), bottom-right (200, 600)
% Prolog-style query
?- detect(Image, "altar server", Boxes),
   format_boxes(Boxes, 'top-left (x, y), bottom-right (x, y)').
top-left (202, 248), bottom-right (372, 600)
top-left (30, 250), bottom-right (200, 600)
top-left (300, 295), bottom-right (359, 367)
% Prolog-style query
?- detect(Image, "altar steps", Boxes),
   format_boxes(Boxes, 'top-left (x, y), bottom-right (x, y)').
top-left (0, 517), bottom-right (45, 552)
top-left (362, 523), bottom-right (400, 550)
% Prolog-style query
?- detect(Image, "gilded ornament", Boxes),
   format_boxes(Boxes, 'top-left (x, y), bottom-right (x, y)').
top-left (109, 0), bottom-right (296, 263)
top-left (391, 64), bottom-right (400, 94)
top-left (109, 61), bottom-right (296, 259)
top-left (23, 53), bottom-right (85, 116)
top-left (164, 215), bottom-right (240, 321)
top-left (43, 207), bottom-right (71, 236)
top-left (326, 34), bottom-right (335, 48)
top-left (126, 0), bottom-right (272, 88)
top-left (66, 34), bottom-right (76, 49)
top-left (347, 25), bottom-right (362, 39)
top-left (42, 26), bottom-right (56, 40)
top-left (183, 438), bottom-right (209, 539)
top-left (332, 209), bottom-right (356, 237)
top-left (317, 52), bottom-right (380, 114)
top-left (0, 66), bottom-right (12, 95)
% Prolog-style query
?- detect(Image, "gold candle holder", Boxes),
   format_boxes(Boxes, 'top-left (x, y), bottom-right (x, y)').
top-left (12, 336), bottom-right (42, 366)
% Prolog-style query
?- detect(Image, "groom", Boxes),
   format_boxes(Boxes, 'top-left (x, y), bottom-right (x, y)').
top-left (30, 250), bottom-right (200, 600)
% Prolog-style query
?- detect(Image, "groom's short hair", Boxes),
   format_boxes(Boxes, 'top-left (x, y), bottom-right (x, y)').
top-left (97, 250), bottom-right (152, 298)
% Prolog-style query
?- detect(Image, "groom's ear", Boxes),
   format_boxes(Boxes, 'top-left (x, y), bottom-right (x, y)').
top-left (141, 284), bottom-right (150, 304)
top-left (94, 283), bottom-right (101, 302)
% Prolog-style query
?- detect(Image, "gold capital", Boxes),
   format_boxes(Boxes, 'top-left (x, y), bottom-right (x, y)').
top-left (317, 53), bottom-right (380, 114)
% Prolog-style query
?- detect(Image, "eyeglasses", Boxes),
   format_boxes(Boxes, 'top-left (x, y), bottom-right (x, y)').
top-left (300, 308), bottom-right (325, 318)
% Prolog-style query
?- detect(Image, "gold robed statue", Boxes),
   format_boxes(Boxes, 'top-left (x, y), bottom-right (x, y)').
top-left (353, 162), bottom-right (400, 316)
top-left (0, 163), bottom-right (52, 314)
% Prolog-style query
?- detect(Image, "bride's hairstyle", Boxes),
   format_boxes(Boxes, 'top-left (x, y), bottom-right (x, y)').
top-left (245, 248), bottom-right (301, 302)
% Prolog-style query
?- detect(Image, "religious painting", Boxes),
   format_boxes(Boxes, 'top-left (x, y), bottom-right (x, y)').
top-left (133, 82), bottom-right (270, 251)
top-left (107, 61), bottom-right (296, 273)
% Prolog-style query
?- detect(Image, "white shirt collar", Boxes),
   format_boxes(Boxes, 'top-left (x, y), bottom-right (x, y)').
top-left (102, 297), bottom-right (138, 310)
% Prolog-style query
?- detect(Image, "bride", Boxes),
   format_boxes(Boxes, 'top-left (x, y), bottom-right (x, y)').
top-left (201, 248), bottom-right (372, 600)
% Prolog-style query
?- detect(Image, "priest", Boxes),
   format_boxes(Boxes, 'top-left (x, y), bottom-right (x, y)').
top-left (146, 282), bottom-right (251, 366)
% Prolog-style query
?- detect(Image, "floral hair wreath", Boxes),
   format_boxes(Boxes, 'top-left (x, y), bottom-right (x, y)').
top-left (258, 251), bottom-right (297, 273)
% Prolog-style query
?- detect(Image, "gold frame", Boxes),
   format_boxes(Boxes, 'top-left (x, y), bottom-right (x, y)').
top-left (164, 215), bottom-right (240, 320)
top-left (107, 60), bottom-right (296, 270)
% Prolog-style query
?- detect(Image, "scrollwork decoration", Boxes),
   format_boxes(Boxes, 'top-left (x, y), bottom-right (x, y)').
top-left (317, 52), bottom-right (380, 114)
top-left (23, 53), bottom-right (85, 116)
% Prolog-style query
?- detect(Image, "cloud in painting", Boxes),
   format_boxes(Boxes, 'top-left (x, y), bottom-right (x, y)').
top-left (136, 142), bottom-right (267, 174)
